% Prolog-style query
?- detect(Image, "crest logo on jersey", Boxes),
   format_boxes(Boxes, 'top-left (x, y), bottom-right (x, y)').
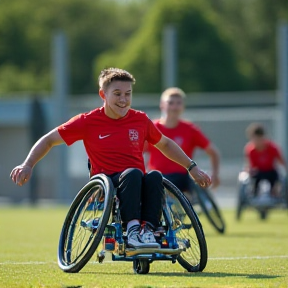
top-left (129, 129), bottom-right (139, 141)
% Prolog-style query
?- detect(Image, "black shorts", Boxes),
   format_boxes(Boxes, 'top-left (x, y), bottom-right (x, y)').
top-left (252, 169), bottom-right (279, 194)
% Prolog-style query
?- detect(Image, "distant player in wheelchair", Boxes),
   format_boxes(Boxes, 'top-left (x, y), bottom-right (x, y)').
top-left (10, 67), bottom-right (211, 252)
top-left (237, 122), bottom-right (287, 219)
top-left (244, 123), bottom-right (286, 197)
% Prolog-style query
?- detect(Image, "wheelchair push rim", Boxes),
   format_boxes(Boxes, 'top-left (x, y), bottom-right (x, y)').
top-left (58, 174), bottom-right (114, 273)
top-left (163, 178), bottom-right (208, 272)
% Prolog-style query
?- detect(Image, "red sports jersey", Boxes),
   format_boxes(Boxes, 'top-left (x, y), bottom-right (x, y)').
top-left (244, 140), bottom-right (281, 171)
top-left (147, 119), bottom-right (210, 174)
top-left (58, 107), bottom-right (162, 176)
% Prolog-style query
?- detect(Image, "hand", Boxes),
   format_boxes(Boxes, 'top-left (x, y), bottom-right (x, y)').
top-left (10, 164), bottom-right (33, 186)
top-left (189, 166), bottom-right (211, 188)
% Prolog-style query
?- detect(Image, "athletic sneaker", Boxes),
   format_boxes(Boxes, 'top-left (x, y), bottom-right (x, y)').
top-left (140, 223), bottom-right (161, 249)
top-left (127, 225), bottom-right (143, 248)
top-left (127, 225), bottom-right (160, 249)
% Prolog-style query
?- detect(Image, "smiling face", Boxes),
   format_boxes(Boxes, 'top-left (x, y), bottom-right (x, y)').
top-left (100, 80), bottom-right (132, 119)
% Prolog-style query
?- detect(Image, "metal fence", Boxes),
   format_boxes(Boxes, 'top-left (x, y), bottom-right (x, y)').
top-left (0, 91), bottom-right (282, 204)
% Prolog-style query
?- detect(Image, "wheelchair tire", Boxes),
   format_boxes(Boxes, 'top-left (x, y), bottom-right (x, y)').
top-left (194, 186), bottom-right (225, 234)
top-left (58, 174), bottom-right (114, 273)
top-left (283, 178), bottom-right (288, 209)
top-left (236, 183), bottom-right (248, 221)
top-left (133, 259), bottom-right (150, 274)
top-left (259, 209), bottom-right (268, 220)
top-left (163, 178), bottom-right (208, 272)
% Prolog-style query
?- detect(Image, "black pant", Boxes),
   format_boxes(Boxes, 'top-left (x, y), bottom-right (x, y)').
top-left (109, 168), bottom-right (164, 228)
top-left (252, 169), bottom-right (279, 196)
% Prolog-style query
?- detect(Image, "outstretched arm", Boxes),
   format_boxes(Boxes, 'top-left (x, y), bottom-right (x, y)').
top-left (10, 128), bottom-right (65, 186)
top-left (154, 135), bottom-right (211, 188)
top-left (277, 150), bottom-right (287, 175)
top-left (205, 143), bottom-right (220, 188)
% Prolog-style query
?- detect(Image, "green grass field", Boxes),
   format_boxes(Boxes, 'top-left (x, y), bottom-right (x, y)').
top-left (0, 206), bottom-right (287, 288)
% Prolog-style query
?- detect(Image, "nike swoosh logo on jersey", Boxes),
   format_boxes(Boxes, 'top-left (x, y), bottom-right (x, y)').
top-left (99, 134), bottom-right (111, 139)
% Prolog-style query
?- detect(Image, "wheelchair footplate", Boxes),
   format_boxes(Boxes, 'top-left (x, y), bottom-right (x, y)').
top-left (125, 227), bottom-right (184, 257)
top-left (249, 194), bottom-right (281, 209)
top-left (102, 224), bottom-right (184, 261)
top-left (125, 247), bottom-right (184, 257)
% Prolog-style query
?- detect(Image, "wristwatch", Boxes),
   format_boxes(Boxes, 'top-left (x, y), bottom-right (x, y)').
top-left (187, 160), bottom-right (197, 172)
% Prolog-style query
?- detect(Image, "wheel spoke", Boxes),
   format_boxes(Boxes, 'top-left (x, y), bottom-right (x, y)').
top-left (163, 178), bottom-right (207, 272)
top-left (58, 175), bottom-right (114, 273)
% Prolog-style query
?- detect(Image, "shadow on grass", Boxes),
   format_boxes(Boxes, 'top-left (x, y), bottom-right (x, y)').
top-left (145, 272), bottom-right (281, 279)
top-left (206, 231), bottom-right (287, 238)
top-left (81, 271), bottom-right (281, 279)
top-left (186, 272), bottom-right (280, 279)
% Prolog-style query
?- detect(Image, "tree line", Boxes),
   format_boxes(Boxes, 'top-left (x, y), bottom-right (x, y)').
top-left (0, 0), bottom-right (287, 95)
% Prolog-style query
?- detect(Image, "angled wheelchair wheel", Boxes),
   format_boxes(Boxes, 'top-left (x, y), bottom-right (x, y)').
top-left (282, 177), bottom-right (288, 209)
top-left (163, 178), bottom-right (208, 272)
top-left (58, 174), bottom-right (114, 273)
top-left (194, 186), bottom-right (225, 233)
top-left (236, 183), bottom-right (248, 220)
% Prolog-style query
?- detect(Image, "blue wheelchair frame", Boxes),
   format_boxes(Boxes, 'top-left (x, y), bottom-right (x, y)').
top-left (58, 174), bottom-right (207, 274)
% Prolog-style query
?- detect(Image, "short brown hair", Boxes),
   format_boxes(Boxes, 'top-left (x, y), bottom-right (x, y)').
top-left (161, 87), bottom-right (186, 102)
top-left (246, 122), bottom-right (265, 138)
top-left (98, 68), bottom-right (135, 90)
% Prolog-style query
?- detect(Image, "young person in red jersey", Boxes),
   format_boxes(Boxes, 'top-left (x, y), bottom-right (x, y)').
top-left (244, 122), bottom-right (287, 196)
top-left (10, 68), bottom-right (211, 249)
top-left (146, 87), bottom-right (220, 197)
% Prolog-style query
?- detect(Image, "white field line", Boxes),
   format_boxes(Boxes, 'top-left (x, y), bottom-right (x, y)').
top-left (0, 255), bottom-right (288, 265)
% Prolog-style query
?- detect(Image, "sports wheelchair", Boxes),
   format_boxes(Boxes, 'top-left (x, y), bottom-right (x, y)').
top-left (57, 174), bottom-right (208, 274)
top-left (236, 171), bottom-right (288, 220)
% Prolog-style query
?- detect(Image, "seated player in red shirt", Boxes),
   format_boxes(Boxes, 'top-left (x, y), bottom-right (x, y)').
top-left (146, 87), bottom-right (220, 198)
top-left (244, 122), bottom-right (287, 196)
top-left (10, 68), bottom-right (211, 249)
